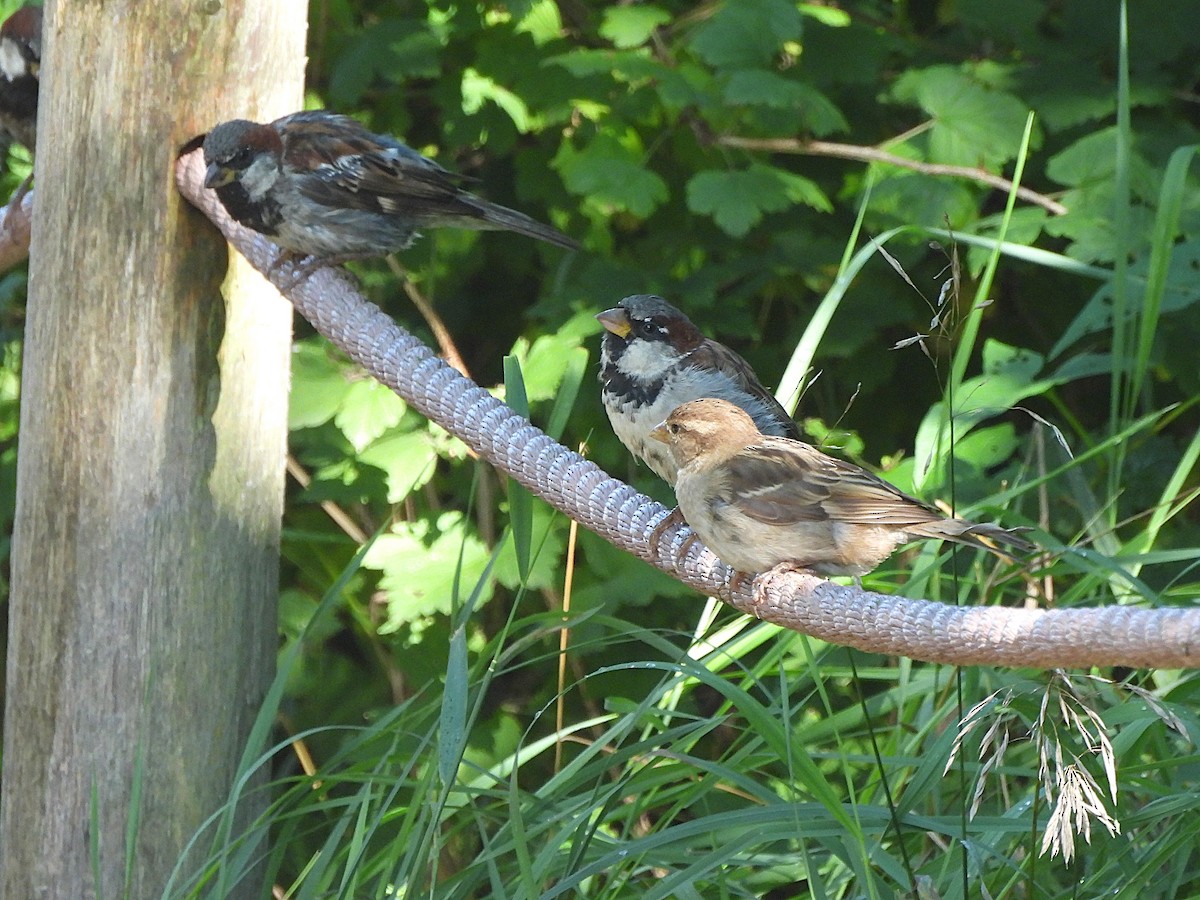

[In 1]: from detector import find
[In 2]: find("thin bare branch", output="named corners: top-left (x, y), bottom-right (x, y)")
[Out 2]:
top-left (383, 256), bottom-right (472, 379)
top-left (717, 134), bottom-right (1068, 216)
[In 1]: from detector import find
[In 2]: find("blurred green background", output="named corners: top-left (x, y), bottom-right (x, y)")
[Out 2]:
top-left (5, 0), bottom-right (1200, 896)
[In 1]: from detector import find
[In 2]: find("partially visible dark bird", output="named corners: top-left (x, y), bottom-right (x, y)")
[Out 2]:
top-left (597, 294), bottom-right (799, 485)
top-left (0, 3), bottom-right (40, 153)
top-left (652, 398), bottom-right (1034, 578)
top-left (200, 110), bottom-right (578, 276)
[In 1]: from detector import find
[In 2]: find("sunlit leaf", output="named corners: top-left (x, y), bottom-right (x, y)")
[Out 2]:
top-left (364, 513), bottom-right (492, 629)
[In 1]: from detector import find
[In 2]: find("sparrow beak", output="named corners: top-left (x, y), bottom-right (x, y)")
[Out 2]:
top-left (650, 421), bottom-right (670, 444)
top-left (595, 307), bottom-right (632, 338)
top-left (204, 163), bottom-right (236, 190)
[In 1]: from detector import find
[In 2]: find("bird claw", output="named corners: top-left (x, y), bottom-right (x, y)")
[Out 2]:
top-left (749, 562), bottom-right (816, 618)
top-left (268, 251), bottom-right (323, 290)
top-left (647, 507), bottom-right (695, 566)
top-left (271, 252), bottom-right (368, 292)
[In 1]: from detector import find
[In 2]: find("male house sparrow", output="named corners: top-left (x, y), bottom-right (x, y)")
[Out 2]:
top-left (0, 3), bottom-right (40, 153)
top-left (597, 294), bottom-right (799, 485)
top-left (201, 110), bottom-right (579, 274)
top-left (652, 398), bottom-right (1033, 578)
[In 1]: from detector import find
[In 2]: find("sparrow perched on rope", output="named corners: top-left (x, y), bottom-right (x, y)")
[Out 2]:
top-left (201, 110), bottom-right (578, 277)
top-left (597, 294), bottom-right (798, 485)
top-left (652, 398), bottom-right (1033, 578)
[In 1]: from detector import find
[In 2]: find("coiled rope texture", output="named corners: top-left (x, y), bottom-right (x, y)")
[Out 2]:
top-left (173, 151), bottom-right (1200, 669)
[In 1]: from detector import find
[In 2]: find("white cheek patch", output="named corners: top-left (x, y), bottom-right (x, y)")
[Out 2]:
top-left (0, 39), bottom-right (26, 81)
top-left (240, 156), bottom-right (281, 201)
top-left (617, 340), bottom-right (680, 381)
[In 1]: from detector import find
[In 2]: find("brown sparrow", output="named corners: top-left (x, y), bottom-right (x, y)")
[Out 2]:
top-left (651, 398), bottom-right (1033, 578)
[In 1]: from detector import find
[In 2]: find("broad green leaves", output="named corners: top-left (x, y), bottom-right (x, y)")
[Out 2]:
top-left (722, 71), bottom-right (848, 135)
top-left (555, 132), bottom-right (668, 218)
top-left (689, 0), bottom-right (802, 70)
top-left (599, 5), bottom-right (671, 49)
top-left (891, 65), bottom-right (1036, 169)
top-left (687, 164), bottom-right (830, 237)
top-left (237, 3), bottom-right (1200, 896)
top-left (363, 513), bottom-right (491, 628)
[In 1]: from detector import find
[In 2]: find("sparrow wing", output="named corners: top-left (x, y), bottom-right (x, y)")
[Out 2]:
top-left (690, 340), bottom-right (801, 439)
top-left (276, 111), bottom-right (579, 249)
top-left (726, 440), bottom-right (944, 527)
top-left (277, 112), bottom-right (473, 216)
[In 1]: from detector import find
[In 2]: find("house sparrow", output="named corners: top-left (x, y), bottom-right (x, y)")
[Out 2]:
top-left (651, 398), bottom-right (1034, 578)
top-left (0, 3), bottom-right (40, 153)
top-left (201, 110), bottom-right (579, 275)
top-left (597, 294), bottom-right (799, 485)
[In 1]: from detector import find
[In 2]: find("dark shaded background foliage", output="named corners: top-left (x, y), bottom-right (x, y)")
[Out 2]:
top-left (237, 0), bottom-right (1200, 752)
top-left (2, 0), bottom-right (1200, 868)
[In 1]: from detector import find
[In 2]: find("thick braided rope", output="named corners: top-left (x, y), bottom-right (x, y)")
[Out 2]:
top-left (163, 151), bottom-right (1193, 667)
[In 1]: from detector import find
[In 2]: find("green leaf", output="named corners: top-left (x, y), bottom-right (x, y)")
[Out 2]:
top-left (799, 3), bottom-right (851, 27)
top-left (690, 0), bottom-right (802, 70)
top-left (966, 207), bottom-right (1048, 276)
top-left (891, 65), bottom-right (1034, 169)
top-left (951, 422), bottom-right (1019, 471)
top-left (513, 0), bottom-right (563, 47)
top-left (289, 341), bottom-right (350, 430)
top-left (328, 19), bottom-right (441, 105)
top-left (803, 418), bottom-right (866, 460)
top-left (462, 68), bottom-right (539, 133)
top-left (722, 71), bottom-right (848, 135)
top-left (544, 347), bottom-right (589, 442)
top-left (515, 332), bottom-right (587, 402)
top-left (554, 133), bottom-right (668, 218)
top-left (363, 513), bottom-right (491, 629)
top-left (494, 500), bottom-right (566, 591)
top-left (687, 164), bottom-right (830, 237)
top-left (357, 428), bottom-right (439, 502)
top-left (438, 620), bottom-right (468, 788)
top-left (1046, 127), bottom-right (1158, 199)
top-left (868, 172), bottom-right (979, 229)
top-left (546, 48), bottom-right (663, 81)
top-left (600, 6), bottom-right (671, 49)
top-left (333, 380), bottom-right (407, 452)
top-left (653, 61), bottom-right (716, 112)
top-left (912, 341), bottom-right (1062, 487)
top-left (1050, 240), bottom-right (1200, 358)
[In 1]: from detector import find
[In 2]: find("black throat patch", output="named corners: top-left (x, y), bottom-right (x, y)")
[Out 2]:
top-left (214, 181), bottom-right (283, 237)
top-left (599, 334), bottom-right (670, 407)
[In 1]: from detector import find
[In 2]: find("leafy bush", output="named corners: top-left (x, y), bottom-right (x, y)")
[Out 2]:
top-left (13, 0), bottom-right (1200, 896)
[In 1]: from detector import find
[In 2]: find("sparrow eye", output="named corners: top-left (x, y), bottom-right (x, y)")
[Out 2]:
top-left (227, 147), bottom-right (254, 169)
top-left (635, 320), bottom-right (662, 339)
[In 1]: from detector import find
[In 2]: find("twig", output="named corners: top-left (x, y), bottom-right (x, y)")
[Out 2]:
top-left (383, 256), bottom-right (472, 378)
top-left (717, 134), bottom-right (1068, 216)
top-left (285, 455), bottom-right (370, 544)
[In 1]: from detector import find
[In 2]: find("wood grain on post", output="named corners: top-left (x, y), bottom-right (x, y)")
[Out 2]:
top-left (0, 3), bottom-right (304, 898)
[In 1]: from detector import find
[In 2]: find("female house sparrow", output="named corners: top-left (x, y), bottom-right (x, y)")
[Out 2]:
top-left (652, 398), bottom-right (1033, 578)
top-left (0, 3), bottom-right (40, 153)
top-left (597, 294), bottom-right (799, 485)
top-left (201, 110), bottom-right (579, 274)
